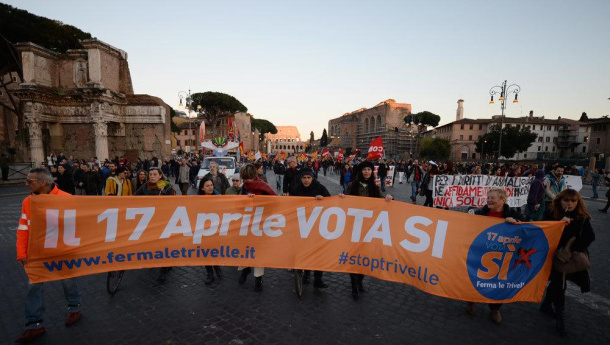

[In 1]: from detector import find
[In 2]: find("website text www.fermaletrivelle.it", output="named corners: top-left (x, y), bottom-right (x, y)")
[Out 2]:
top-left (42, 245), bottom-right (255, 272)
top-left (337, 252), bottom-right (440, 286)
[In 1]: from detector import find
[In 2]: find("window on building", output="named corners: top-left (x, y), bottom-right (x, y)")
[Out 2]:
top-left (461, 152), bottom-right (468, 160)
top-left (547, 125), bottom-right (552, 130)
top-left (553, 137), bottom-right (557, 143)
top-left (468, 135), bottom-right (472, 140)
top-left (479, 124), bottom-right (483, 130)
top-left (597, 138), bottom-right (601, 144)
top-left (538, 137), bottom-right (543, 142)
top-left (584, 136), bottom-right (589, 142)
top-left (532, 125), bottom-right (536, 130)
top-left (516, 124), bottom-right (521, 130)
top-left (546, 137), bottom-right (550, 142)
top-left (582, 146), bottom-right (586, 153)
top-left (365, 118), bottom-right (369, 132)
top-left (545, 146), bottom-right (548, 152)
top-left (177, 140), bottom-right (181, 146)
top-left (469, 124), bottom-right (473, 130)
top-left (472, 152), bottom-right (476, 159)
top-left (538, 146), bottom-right (541, 152)
top-left (524, 154), bottom-right (527, 158)
top-left (460, 135), bottom-right (463, 140)
top-left (460, 124), bottom-right (464, 130)
top-left (553, 146), bottom-right (556, 152)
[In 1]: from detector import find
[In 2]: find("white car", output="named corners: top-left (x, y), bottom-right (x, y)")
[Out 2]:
top-left (196, 156), bottom-right (237, 182)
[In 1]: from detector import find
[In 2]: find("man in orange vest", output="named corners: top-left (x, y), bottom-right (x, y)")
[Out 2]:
top-left (15, 168), bottom-right (83, 343)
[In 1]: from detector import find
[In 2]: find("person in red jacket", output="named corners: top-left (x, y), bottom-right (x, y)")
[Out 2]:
top-left (15, 168), bottom-right (83, 343)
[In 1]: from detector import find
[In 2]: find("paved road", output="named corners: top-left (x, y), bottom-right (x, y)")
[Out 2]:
top-left (1, 173), bottom-right (609, 344)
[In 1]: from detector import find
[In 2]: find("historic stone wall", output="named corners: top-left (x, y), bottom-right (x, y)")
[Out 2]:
top-left (59, 123), bottom-right (96, 158)
top-left (100, 50), bottom-right (120, 93)
top-left (58, 59), bottom-right (76, 89)
top-left (31, 54), bottom-right (57, 87)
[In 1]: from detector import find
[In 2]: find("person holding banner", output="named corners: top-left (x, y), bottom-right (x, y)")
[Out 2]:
top-left (341, 160), bottom-right (393, 300)
top-left (541, 189), bottom-right (595, 336)
top-left (15, 168), bottom-right (83, 343)
top-left (134, 167), bottom-right (177, 282)
top-left (466, 188), bottom-right (522, 324)
top-left (197, 176), bottom-right (224, 285)
top-left (290, 168), bottom-right (331, 289)
top-left (238, 163), bottom-right (277, 292)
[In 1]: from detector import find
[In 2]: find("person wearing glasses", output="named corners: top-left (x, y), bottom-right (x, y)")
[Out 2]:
top-left (225, 174), bottom-right (243, 195)
top-left (15, 168), bottom-right (83, 343)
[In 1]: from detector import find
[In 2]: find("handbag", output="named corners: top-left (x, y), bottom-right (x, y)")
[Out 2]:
top-left (553, 235), bottom-right (591, 274)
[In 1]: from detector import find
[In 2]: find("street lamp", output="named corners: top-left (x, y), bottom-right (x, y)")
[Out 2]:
top-left (489, 80), bottom-right (521, 160)
top-left (178, 89), bottom-right (198, 155)
top-left (408, 114), bottom-right (422, 159)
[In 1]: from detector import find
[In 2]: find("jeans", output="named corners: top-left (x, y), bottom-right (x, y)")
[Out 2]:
top-left (410, 181), bottom-right (420, 201)
top-left (379, 176), bottom-right (386, 192)
top-left (343, 182), bottom-right (349, 194)
top-left (276, 174), bottom-right (283, 190)
top-left (592, 184), bottom-right (599, 198)
top-left (25, 279), bottom-right (81, 329)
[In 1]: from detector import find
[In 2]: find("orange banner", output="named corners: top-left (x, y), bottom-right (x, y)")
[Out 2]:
top-left (27, 195), bottom-right (564, 303)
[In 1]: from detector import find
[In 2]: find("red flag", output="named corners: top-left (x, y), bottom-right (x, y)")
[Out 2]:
top-left (337, 149), bottom-right (344, 162)
top-left (228, 117), bottom-right (235, 141)
top-left (322, 148), bottom-right (330, 158)
top-left (239, 142), bottom-right (244, 156)
top-left (347, 153), bottom-right (357, 161)
top-left (366, 136), bottom-right (384, 161)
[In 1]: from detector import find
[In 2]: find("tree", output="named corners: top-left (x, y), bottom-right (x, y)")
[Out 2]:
top-left (169, 108), bottom-right (182, 134)
top-left (251, 118), bottom-right (277, 136)
top-left (404, 111), bottom-right (441, 128)
top-left (475, 124), bottom-right (537, 159)
top-left (418, 137), bottom-right (450, 160)
top-left (190, 92), bottom-right (247, 138)
top-left (579, 112), bottom-right (589, 122)
top-left (320, 129), bottom-right (328, 147)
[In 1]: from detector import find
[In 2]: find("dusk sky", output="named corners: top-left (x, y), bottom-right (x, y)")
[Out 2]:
top-left (6, 0), bottom-right (610, 139)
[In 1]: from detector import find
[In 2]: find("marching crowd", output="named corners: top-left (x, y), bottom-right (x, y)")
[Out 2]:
top-left (13, 151), bottom-right (603, 342)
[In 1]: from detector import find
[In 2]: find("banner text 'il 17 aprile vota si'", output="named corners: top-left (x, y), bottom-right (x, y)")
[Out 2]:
top-left (27, 195), bottom-right (564, 303)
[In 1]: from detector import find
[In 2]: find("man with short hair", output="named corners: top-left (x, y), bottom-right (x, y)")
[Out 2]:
top-left (282, 156), bottom-right (300, 196)
top-left (408, 159), bottom-right (424, 204)
top-left (543, 166), bottom-right (567, 209)
top-left (175, 158), bottom-right (191, 195)
top-left (15, 168), bottom-right (82, 343)
top-left (72, 161), bottom-right (86, 195)
top-left (203, 161), bottom-right (230, 195)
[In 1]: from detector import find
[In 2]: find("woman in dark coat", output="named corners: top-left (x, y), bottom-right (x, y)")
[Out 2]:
top-left (541, 189), bottom-right (595, 336)
top-left (197, 176), bottom-right (223, 285)
top-left (134, 167), bottom-right (176, 282)
top-left (290, 168), bottom-right (331, 289)
top-left (340, 160), bottom-right (393, 300)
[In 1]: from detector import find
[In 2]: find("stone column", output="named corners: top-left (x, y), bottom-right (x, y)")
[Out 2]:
top-left (28, 120), bottom-right (44, 166)
top-left (93, 121), bottom-right (109, 161)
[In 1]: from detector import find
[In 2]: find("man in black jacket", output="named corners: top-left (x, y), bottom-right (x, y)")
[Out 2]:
top-left (377, 159), bottom-right (388, 192)
top-left (282, 156), bottom-right (300, 195)
top-left (81, 164), bottom-right (102, 195)
top-left (290, 168), bottom-right (331, 289)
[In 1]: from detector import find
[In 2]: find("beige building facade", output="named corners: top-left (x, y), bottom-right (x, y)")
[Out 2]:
top-left (327, 99), bottom-right (412, 158)
top-left (1, 39), bottom-right (171, 165)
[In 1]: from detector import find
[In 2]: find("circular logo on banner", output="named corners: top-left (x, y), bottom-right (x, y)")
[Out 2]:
top-left (467, 223), bottom-right (549, 300)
